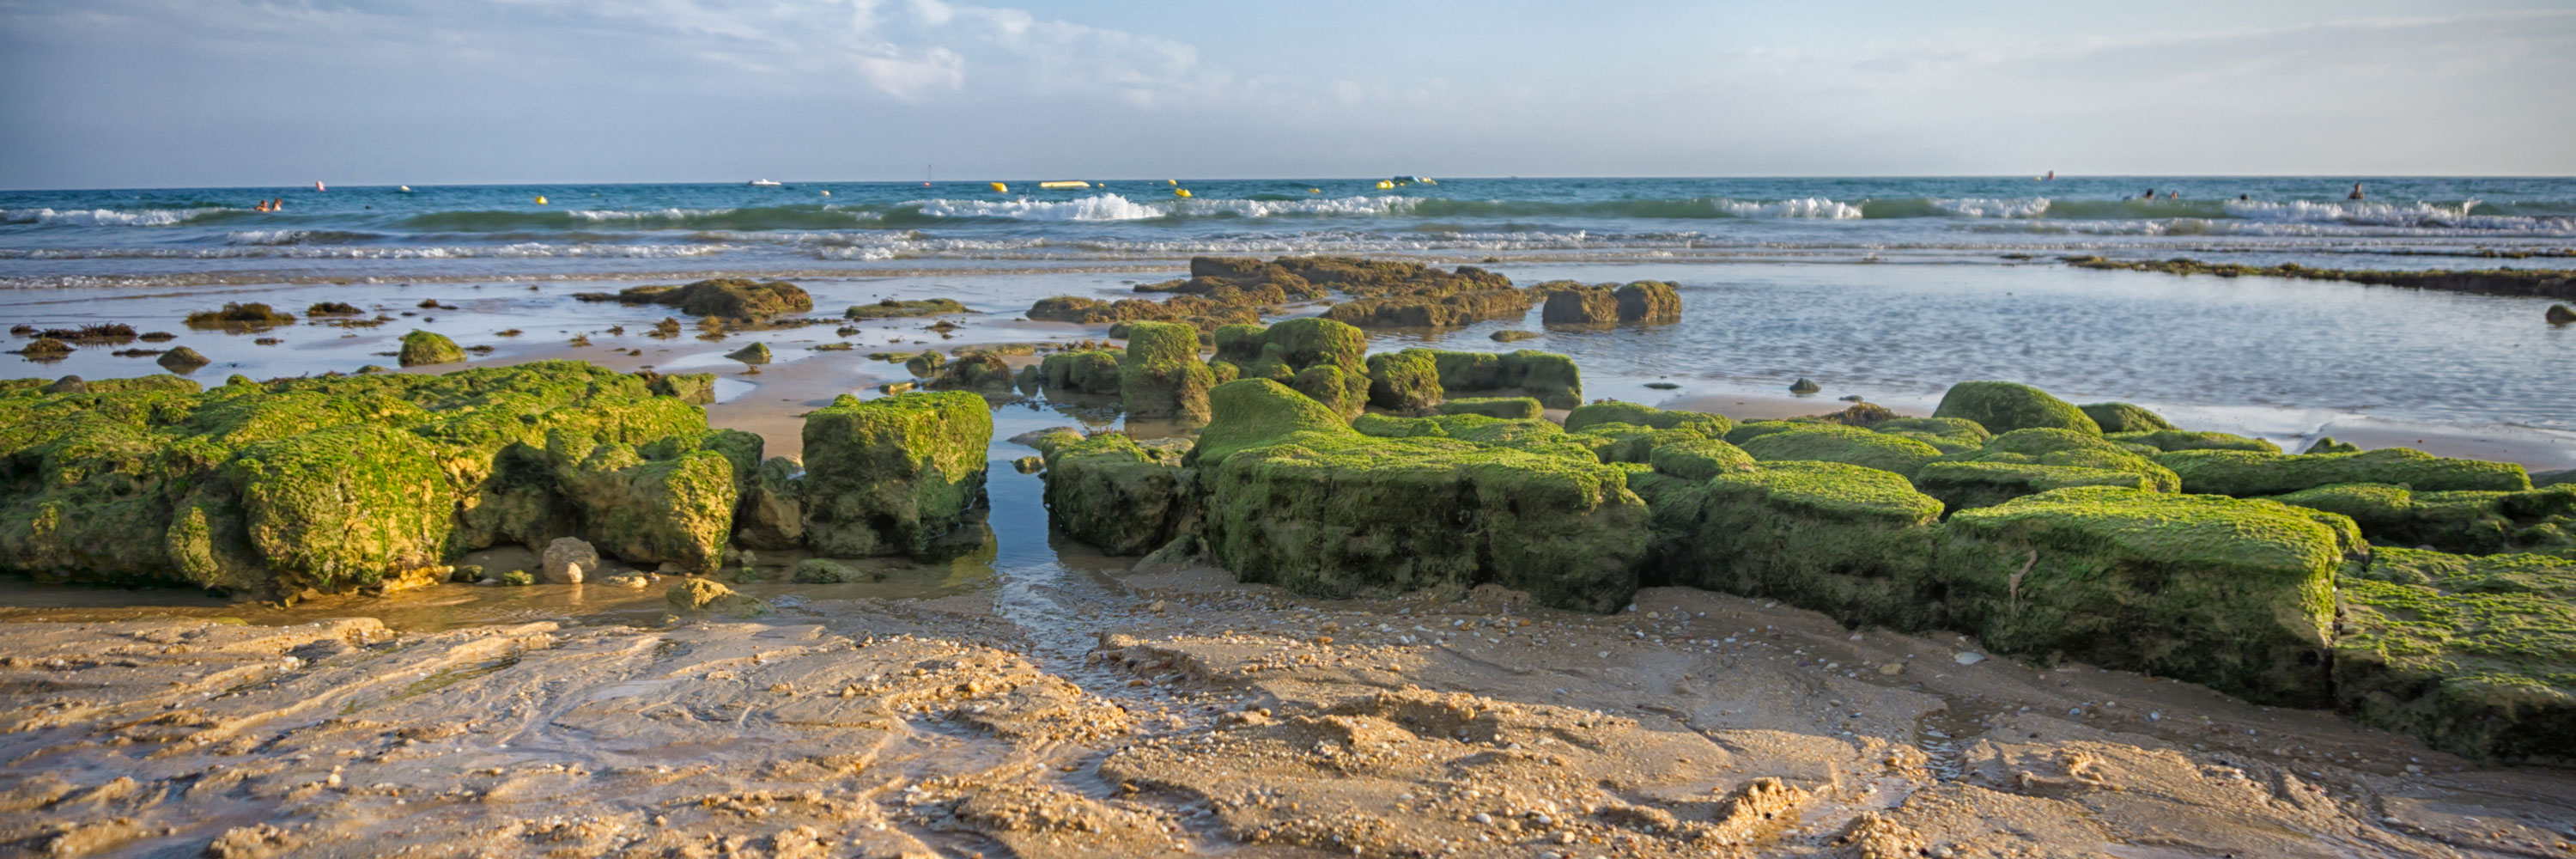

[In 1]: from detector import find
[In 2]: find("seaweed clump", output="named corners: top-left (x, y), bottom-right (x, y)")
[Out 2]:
top-left (185, 303), bottom-right (296, 329)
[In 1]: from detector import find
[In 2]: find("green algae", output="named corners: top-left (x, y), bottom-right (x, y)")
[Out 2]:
top-left (1422, 349), bottom-right (1583, 409)
top-left (2078, 402), bottom-right (2173, 433)
top-left (1649, 460), bottom-right (1946, 631)
top-left (846, 298), bottom-right (969, 320)
top-left (1035, 432), bottom-right (1196, 556)
top-left (2265, 483), bottom-right (2576, 556)
top-left (1363, 349), bottom-right (1443, 411)
top-left (1120, 321), bottom-right (1216, 422)
top-left (2157, 447), bottom-right (2531, 497)
top-left (799, 391), bottom-right (992, 558)
top-left (1037, 349), bottom-right (1125, 395)
top-left (1564, 401), bottom-right (1732, 436)
top-left (1438, 396), bottom-right (1543, 419)
top-left (1937, 487), bottom-right (2345, 706)
top-left (2106, 430), bottom-right (2281, 454)
top-left (2333, 576), bottom-right (2576, 764)
top-left (398, 331), bottom-right (465, 367)
top-left (1933, 381), bottom-right (2101, 436)
top-left (1735, 423), bottom-right (1943, 479)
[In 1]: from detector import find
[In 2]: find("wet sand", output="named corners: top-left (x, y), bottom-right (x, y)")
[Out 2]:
top-left (4, 263), bottom-right (2576, 856)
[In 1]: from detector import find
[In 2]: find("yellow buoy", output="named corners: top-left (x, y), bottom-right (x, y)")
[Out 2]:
top-left (1375, 180), bottom-right (1394, 190)
top-left (1174, 189), bottom-right (1193, 198)
top-left (1309, 188), bottom-right (1321, 193)
top-left (1038, 180), bottom-right (1090, 190)
top-left (533, 195), bottom-right (548, 205)
top-left (820, 190), bottom-right (831, 196)
top-left (989, 182), bottom-right (1009, 193)
top-left (1166, 180), bottom-right (1177, 186)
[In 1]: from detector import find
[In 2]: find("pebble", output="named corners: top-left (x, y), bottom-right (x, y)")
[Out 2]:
top-left (1953, 652), bottom-right (1986, 666)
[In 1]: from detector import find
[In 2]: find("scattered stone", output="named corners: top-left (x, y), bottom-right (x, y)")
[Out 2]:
top-left (1788, 377), bottom-right (1820, 394)
top-left (397, 330), bottom-right (464, 367)
top-left (540, 537), bottom-right (597, 585)
top-left (2550, 303), bottom-right (2576, 325)
top-left (1490, 330), bottom-right (1540, 342)
top-left (725, 342), bottom-right (772, 364)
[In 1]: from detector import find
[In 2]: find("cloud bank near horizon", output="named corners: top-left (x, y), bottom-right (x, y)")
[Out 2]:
top-left (1, 0), bottom-right (2570, 188)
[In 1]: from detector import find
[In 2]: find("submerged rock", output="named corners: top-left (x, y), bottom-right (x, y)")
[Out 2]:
top-left (1787, 378), bottom-right (1820, 394)
top-left (846, 298), bottom-right (969, 320)
top-left (609, 278), bottom-right (811, 320)
top-left (155, 346), bottom-right (210, 373)
top-left (397, 330), bottom-right (464, 367)
top-left (1489, 330), bottom-right (1540, 342)
top-left (724, 342), bottom-right (771, 364)
top-left (2550, 303), bottom-right (2576, 324)
top-left (184, 302), bottom-right (295, 329)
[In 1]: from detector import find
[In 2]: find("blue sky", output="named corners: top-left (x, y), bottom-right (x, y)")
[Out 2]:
top-left (3, 0), bottom-right (2571, 188)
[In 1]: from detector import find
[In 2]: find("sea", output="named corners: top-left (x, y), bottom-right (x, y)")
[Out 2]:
top-left (3, 176), bottom-right (2573, 289)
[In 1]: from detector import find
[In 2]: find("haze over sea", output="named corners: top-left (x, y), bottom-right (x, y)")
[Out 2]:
top-left (5, 176), bottom-right (2573, 289)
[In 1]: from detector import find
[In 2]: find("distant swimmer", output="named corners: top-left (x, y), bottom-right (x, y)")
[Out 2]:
top-left (253, 200), bottom-right (270, 212)
top-left (2044, 170), bottom-right (2056, 181)
top-left (270, 198), bottom-right (284, 211)
top-left (2142, 189), bottom-right (2156, 199)
top-left (2167, 191), bottom-right (2179, 200)
top-left (2348, 182), bottom-right (2366, 200)
top-left (2239, 194), bottom-right (2250, 201)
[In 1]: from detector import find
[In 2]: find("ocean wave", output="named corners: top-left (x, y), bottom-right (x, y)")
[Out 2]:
top-left (401, 206), bottom-right (883, 232)
top-left (0, 242), bottom-right (725, 260)
top-left (1, 206), bottom-right (233, 227)
top-left (225, 229), bottom-right (385, 246)
top-left (908, 193), bottom-right (1168, 222)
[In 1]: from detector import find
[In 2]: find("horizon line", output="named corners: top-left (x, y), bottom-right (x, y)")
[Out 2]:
top-left (8, 174), bottom-right (2573, 193)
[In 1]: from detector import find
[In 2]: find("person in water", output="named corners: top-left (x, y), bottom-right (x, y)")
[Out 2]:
top-left (2167, 191), bottom-right (2179, 200)
top-left (2142, 189), bottom-right (2156, 199)
top-left (2349, 182), bottom-right (2366, 200)
top-left (252, 201), bottom-right (270, 212)
top-left (2239, 194), bottom-right (2251, 201)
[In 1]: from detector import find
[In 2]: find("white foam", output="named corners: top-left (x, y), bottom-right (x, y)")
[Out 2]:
top-left (1934, 198), bottom-right (2051, 218)
top-left (911, 193), bottom-right (1167, 221)
top-left (1718, 198), bottom-right (1862, 219)
top-left (1, 207), bottom-right (223, 227)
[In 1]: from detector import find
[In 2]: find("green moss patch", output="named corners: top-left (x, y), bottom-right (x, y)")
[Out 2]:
top-left (1735, 423), bottom-right (1943, 479)
top-left (1933, 381), bottom-right (2100, 436)
top-left (2157, 447), bottom-right (2530, 497)
top-left (798, 391), bottom-right (992, 558)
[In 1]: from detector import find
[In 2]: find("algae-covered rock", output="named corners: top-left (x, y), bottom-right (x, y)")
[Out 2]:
top-left (1937, 487), bottom-right (2346, 706)
top-left (1364, 350), bottom-right (1443, 411)
top-left (1735, 423), bottom-right (1942, 479)
top-left (1925, 428), bottom-right (2182, 508)
top-left (1119, 321), bottom-right (1216, 422)
top-left (666, 577), bottom-right (769, 614)
top-left (555, 442), bottom-right (741, 575)
top-left (1650, 461), bottom-right (1946, 631)
top-left (2263, 482), bottom-right (2575, 556)
top-left (184, 302), bottom-right (295, 329)
top-left (1573, 423), bottom-right (1718, 465)
top-left (1613, 281), bottom-right (1681, 323)
top-left (1424, 349), bottom-right (1582, 409)
top-left (904, 350), bottom-right (946, 378)
top-left (1037, 349), bottom-right (1125, 395)
top-left (2303, 437), bottom-right (2361, 454)
top-left (2333, 574), bottom-right (2576, 763)
top-left (1564, 401), bottom-right (1732, 436)
top-left (1205, 319), bottom-right (1370, 414)
top-left (724, 342), bottom-right (772, 364)
top-left (927, 352), bottom-right (1016, 393)
top-left (1438, 397), bottom-right (1542, 420)
top-left (1036, 432), bottom-right (1195, 556)
top-left (1540, 285), bottom-right (1619, 325)
top-left (1321, 289), bottom-right (1533, 328)
top-left (846, 298), bottom-right (969, 320)
top-left (84, 375), bottom-right (199, 394)
top-left (614, 278), bottom-right (811, 320)
top-left (2355, 545), bottom-right (2576, 596)
top-left (398, 330), bottom-right (465, 367)
top-left (799, 392), bottom-right (992, 557)
top-left (1873, 417), bottom-right (1990, 445)
top-left (224, 423), bottom-right (459, 591)
top-left (2078, 402), bottom-right (2174, 433)
top-left (155, 346), bottom-right (210, 374)
top-left (643, 371), bottom-right (717, 405)
top-left (792, 557), bottom-right (877, 583)
top-left (1643, 437), bottom-right (1757, 482)
top-left (2549, 303), bottom-right (2576, 325)
top-left (1933, 381), bottom-right (2100, 436)
top-left (732, 456), bottom-right (805, 550)
top-left (1194, 379), bottom-right (1648, 612)
top-left (2108, 430), bottom-right (2281, 454)
top-left (2155, 447), bottom-right (2530, 497)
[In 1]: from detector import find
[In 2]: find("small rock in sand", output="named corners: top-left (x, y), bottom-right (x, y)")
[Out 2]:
top-left (541, 537), bottom-right (597, 584)
top-left (1953, 652), bottom-right (1986, 666)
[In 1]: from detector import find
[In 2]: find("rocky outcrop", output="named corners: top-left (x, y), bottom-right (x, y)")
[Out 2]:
top-left (1932, 381), bottom-right (2100, 435)
top-left (798, 391), bottom-right (993, 557)
top-left (593, 278), bottom-right (812, 320)
top-left (397, 331), bottom-right (464, 367)
top-left (1120, 322), bottom-right (1216, 422)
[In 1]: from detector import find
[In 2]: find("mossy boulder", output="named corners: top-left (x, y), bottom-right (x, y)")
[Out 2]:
top-left (1564, 401), bottom-right (1732, 436)
top-left (2355, 545), bottom-right (2576, 597)
top-left (1613, 281), bottom-right (1682, 323)
top-left (2263, 483), bottom-right (2575, 556)
top-left (1645, 438), bottom-right (1758, 482)
top-left (2079, 402), bottom-right (2174, 433)
top-left (1321, 289), bottom-right (1533, 328)
top-left (1735, 423), bottom-right (1943, 479)
top-left (0, 361), bottom-right (737, 597)
top-left (732, 455), bottom-right (805, 550)
top-left (904, 350), bottom-right (946, 378)
top-left (1037, 349), bottom-right (1125, 394)
top-left (927, 352), bottom-right (1016, 392)
top-left (643, 371), bottom-right (717, 405)
top-left (2304, 437), bottom-right (2362, 454)
top-left (1438, 397), bottom-right (1543, 420)
top-left (797, 392), bottom-right (993, 557)
top-left (1364, 350), bottom-right (1443, 411)
top-left (2333, 574), bottom-right (2576, 764)
top-left (1646, 461), bottom-right (1946, 631)
top-left (1936, 487), bottom-right (2348, 706)
top-left (1874, 417), bottom-right (1990, 445)
top-left (1035, 432), bottom-right (1196, 556)
top-left (1722, 420), bottom-right (1826, 445)
top-left (1573, 423), bottom-right (1721, 465)
top-left (1205, 319), bottom-right (1370, 414)
top-left (846, 298), bottom-right (969, 320)
top-left (398, 331), bottom-right (465, 367)
top-left (1919, 428), bottom-right (2182, 509)
top-left (555, 443), bottom-right (740, 575)
top-left (1194, 379), bottom-right (1648, 612)
top-left (1424, 350), bottom-right (1581, 409)
top-left (2155, 447), bottom-right (2530, 497)
top-left (2107, 430), bottom-right (2281, 454)
top-left (1120, 321), bottom-right (1217, 422)
top-left (1540, 285), bottom-right (1619, 325)
top-left (1933, 381), bottom-right (2100, 436)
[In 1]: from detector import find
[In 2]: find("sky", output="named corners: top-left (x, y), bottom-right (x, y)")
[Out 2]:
top-left (2, 0), bottom-right (2572, 189)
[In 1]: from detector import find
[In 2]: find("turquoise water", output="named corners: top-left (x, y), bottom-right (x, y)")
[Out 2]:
top-left (4, 176), bottom-right (2571, 288)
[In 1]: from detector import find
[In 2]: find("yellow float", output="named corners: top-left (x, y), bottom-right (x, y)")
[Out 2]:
top-left (1174, 189), bottom-right (1193, 198)
top-left (989, 182), bottom-right (1009, 193)
top-left (1038, 180), bottom-right (1090, 190)
top-left (533, 195), bottom-right (548, 205)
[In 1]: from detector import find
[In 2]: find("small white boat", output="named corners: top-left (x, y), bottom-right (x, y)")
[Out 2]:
top-left (398, 186), bottom-right (413, 193)
top-left (747, 180), bottom-right (782, 187)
